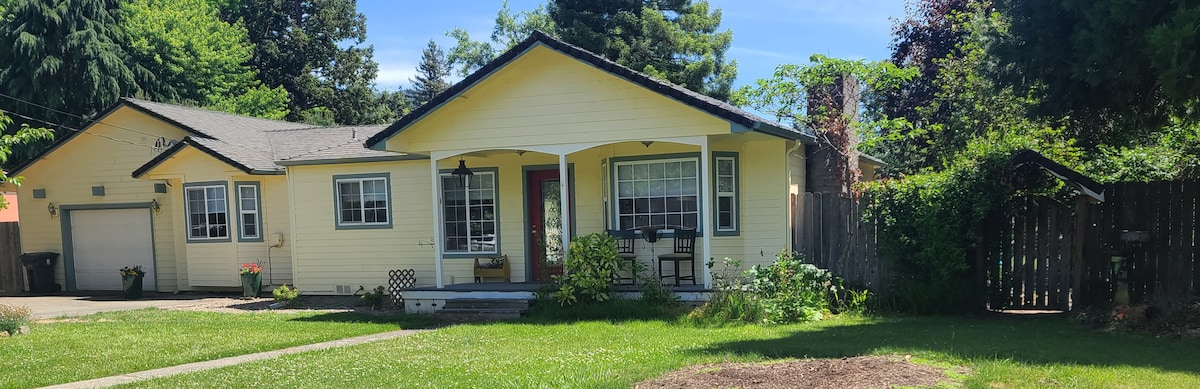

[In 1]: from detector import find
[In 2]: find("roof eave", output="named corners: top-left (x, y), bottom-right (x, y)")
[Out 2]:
top-left (276, 154), bottom-right (430, 167)
top-left (131, 138), bottom-right (267, 179)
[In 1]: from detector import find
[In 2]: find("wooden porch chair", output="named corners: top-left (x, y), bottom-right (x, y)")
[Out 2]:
top-left (608, 229), bottom-right (638, 285)
top-left (658, 228), bottom-right (697, 285)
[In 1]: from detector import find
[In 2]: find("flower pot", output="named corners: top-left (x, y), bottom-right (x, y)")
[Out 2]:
top-left (122, 275), bottom-right (144, 300)
top-left (241, 273), bottom-right (262, 298)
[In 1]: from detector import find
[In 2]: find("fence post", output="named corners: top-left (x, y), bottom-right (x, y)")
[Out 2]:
top-left (1070, 195), bottom-right (1089, 310)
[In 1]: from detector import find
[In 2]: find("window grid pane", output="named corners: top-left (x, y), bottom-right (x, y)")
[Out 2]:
top-left (442, 172), bottom-right (497, 254)
top-left (238, 185), bottom-right (260, 239)
top-left (337, 177), bottom-right (389, 225)
top-left (186, 185), bottom-right (228, 239)
top-left (615, 158), bottom-right (699, 231)
top-left (716, 157), bottom-right (736, 231)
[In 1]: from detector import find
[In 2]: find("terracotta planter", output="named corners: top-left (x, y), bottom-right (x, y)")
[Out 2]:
top-left (122, 275), bottom-right (144, 300)
top-left (241, 273), bottom-right (262, 297)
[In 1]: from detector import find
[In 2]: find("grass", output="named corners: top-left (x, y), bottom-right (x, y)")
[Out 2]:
top-left (119, 304), bottom-right (1200, 389)
top-left (0, 309), bottom-right (433, 389)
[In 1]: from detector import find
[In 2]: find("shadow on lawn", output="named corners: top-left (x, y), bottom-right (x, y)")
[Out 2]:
top-left (289, 311), bottom-right (439, 328)
top-left (697, 315), bottom-right (1200, 376)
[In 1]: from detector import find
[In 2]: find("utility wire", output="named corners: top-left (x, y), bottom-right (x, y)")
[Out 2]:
top-left (0, 93), bottom-right (170, 140)
top-left (0, 109), bottom-right (152, 148)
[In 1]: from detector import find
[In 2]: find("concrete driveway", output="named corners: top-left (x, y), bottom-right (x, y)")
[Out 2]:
top-left (0, 294), bottom-right (220, 319)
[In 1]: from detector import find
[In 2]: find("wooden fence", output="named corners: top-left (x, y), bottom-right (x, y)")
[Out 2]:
top-left (794, 180), bottom-right (1198, 311)
top-left (1079, 180), bottom-right (1199, 306)
top-left (0, 222), bottom-right (23, 295)
top-left (793, 192), bottom-right (889, 294)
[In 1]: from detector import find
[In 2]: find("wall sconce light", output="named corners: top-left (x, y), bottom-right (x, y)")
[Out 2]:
top-left (641, 141), bottom-right (654, 148)
top-left (47, 202), bottom-right (57, 218)
top-left (150, 199), bottom-right (162, 215)
top-left (452, 158), bottom-right (474, 188)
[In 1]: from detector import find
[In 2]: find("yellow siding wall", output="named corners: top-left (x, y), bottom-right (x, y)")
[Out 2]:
top-left (16, 107), bottom-right (188, 291)
top-left (387, 45), bottom-right (731, 153)
top-left (142, 147), bottom-right (293, 288)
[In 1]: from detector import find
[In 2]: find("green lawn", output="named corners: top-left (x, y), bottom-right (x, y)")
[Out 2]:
top-left (0, 309), bottom-right (432, 389)
top-left (119, 311), bottom-right (1200, 389)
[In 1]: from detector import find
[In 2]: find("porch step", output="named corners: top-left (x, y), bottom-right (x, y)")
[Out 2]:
top-left (441, 299), bottom-right (530, 310)
top-left (435, 299), bottom-right (530, 323)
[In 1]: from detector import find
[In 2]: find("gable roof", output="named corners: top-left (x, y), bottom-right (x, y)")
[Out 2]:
top-left (365, 31), bottom-right (816, 148)
top-left (1011, 149), bottom-right (1105, 201)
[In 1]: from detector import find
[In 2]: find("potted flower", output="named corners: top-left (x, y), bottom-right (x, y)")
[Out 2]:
top-left (119, 266), bottom-right (145, 300)
top-left (239, 263), bottom-right (263, 298)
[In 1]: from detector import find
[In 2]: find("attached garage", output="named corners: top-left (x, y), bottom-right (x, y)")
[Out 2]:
top-left (65, 207), bottom-right (156, 291)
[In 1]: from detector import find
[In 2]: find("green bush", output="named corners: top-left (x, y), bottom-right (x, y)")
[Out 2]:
top-left (690, 252), bottom-right (862, 325)
top-left (272, 284), bottom-right (301, 307)
top-left (360, 286), bottom-right (386, 309)
top-left (552, 232), bottom-right (620, 306)
top-left (862, 129), bottom-right (1082, 313)
top-left (0, 303), bottom-right (31, 335)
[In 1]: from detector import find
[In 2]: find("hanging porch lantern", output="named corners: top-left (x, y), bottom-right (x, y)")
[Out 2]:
top-left (452, 158), bottom-right (474, 188)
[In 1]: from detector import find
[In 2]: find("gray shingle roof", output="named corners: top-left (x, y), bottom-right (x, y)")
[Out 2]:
top-left (125, 100), bottom-right (409, 177)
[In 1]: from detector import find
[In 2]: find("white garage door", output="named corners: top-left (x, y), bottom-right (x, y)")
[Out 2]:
top-left (71, 208), bottom-right (155, 291)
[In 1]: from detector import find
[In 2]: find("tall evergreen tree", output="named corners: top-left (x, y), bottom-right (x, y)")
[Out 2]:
top-left (549, 0), bottom-right (737, 101)
top-left (406, 40), bottom-right (452, 107)
top-left (0, 0), bottom-right (143, 166)
top-left (220, 0), bottom-right (382, 125)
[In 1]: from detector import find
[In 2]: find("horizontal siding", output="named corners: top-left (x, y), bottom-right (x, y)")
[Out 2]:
top-left (739, 140), bottom-right (789, 269)
top-left (16, 107), bottom-right (188, 291)
top-left (392, 45), bottom-right (730, 153)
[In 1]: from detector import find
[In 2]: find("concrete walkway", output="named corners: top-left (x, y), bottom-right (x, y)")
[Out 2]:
top-left (0, 295), bottom-right (216, 319)
top-left (41, 328), bottom-right (427, 389)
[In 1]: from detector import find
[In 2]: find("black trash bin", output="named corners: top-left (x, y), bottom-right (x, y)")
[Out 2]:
top-left (20, 252), bottom-right (61, 294)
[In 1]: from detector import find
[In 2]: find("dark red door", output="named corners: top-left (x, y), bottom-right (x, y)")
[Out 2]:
top-left (528, 169), bottom-right (563, 282)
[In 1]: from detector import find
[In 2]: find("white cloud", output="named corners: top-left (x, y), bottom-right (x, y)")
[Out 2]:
top-left (375, 63), bottom-right (417, 90)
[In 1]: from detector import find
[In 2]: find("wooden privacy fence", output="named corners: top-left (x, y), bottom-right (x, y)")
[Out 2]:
top-left (0, 222), bottom-right (23, 295)
top-left (1079, 180), bottom-right (1199, 306)
top-left (793, 192), bottom-right (889, 294)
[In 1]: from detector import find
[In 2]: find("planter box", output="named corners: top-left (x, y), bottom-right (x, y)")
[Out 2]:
top-left (474, 256), bottom-right (510, 283)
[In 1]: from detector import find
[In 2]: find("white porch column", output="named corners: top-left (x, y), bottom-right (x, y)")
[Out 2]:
top-left (700, 139), bottom-right (713, 288)
top-left (559, 154), bottom-right (572, 264)
top-left (430, 158), bottom-right (445, 288)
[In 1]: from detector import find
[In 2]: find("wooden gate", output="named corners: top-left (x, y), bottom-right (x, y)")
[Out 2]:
top-left (985, 197), bottom-right (1074, 310)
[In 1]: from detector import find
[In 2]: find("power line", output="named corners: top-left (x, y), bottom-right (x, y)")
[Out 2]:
top-left (1, 109), bottom-right (153, 148)
top-left (0, 93), bottom-right (169, 140)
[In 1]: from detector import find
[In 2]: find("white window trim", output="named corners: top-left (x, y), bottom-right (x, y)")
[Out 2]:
top-left (612, 156), bottom-right (701, 232)
top-left (335, 176), bottom-right (390, 227)
top-left (236, 183), bottom-right (261, 240)
top-left (440, 170), bottom-right (498, 255)
top-left (184, 184), bottom-right (229, 241)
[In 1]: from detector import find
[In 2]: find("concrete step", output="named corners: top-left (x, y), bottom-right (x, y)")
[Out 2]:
top-left (435, 308), bottom-right (523, 322)
top-left (441, 299), bottom-right (530, 310)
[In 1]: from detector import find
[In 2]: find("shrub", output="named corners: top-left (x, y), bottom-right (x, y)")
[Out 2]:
top-left (0, 304), bottom-right (32, 335)
top-left (630, 259), bottom-right (679, 307)
top-left (690, 252), bottom-right (863, 325)
top-left (273, 284), bottom-right (300, 307)
top-left (361, 286), bottom-right (386, 309)
top-left (688, 257), bottom-right (763, 324)
top-left (552, 233), bottom-right (620, 306)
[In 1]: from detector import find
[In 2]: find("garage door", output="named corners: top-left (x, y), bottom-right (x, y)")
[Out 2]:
top-left (71, 208), bottom-right (155, 291)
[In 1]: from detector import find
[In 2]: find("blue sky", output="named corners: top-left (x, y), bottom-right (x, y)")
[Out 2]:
top-left (357, 0), bottom-right (907, 91)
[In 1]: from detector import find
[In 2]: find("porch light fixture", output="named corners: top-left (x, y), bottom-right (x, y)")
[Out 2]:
top-left (150, 199), bottom-right (162, 215)
top-left (452, 158), bottom-right (474, 188)
top-left (47, 202), bottom-right (57, 218)
top-left (641, 141), bottom-right (654, 148)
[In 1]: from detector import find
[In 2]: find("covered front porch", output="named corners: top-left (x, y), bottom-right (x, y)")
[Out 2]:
top-left (423, 135), bottom-right (744, 294)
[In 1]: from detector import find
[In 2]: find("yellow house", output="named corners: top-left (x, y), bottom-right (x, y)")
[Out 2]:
top-left (8, 32), bottom-right (879, 298)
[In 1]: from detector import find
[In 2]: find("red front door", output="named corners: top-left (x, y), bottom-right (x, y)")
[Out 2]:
top-left (528, 169), bottom-right (564, 282)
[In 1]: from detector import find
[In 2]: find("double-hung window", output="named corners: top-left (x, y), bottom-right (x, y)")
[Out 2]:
top-left (441, 171), bottom-right (497, 254)
top-left (714, 154), bottom-right (738, 233)
top-left (614, 158), bottom-right (699, 231)
top-left (236, 183), bottom-right (262, 241)
top-left (185, 183), bottom-right (229, 241)
top-left (335, 174), bottom-right (390, 228)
